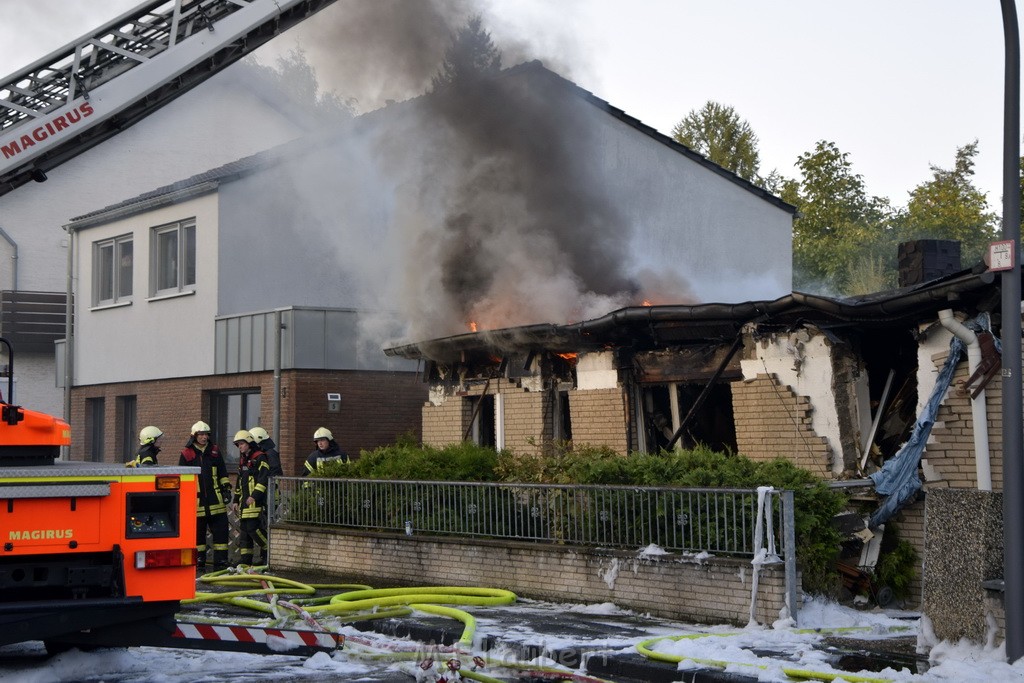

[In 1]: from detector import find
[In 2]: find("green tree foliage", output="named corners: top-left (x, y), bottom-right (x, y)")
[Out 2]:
top-left (671, 101), bottom-right (761, 182)
top-left (247, 48), bottom-right (353, 121)
top-left (894, 141), bottom-right (998, 266)
top-left (430, 15), bottom-right (502, 90)
top-left (781, 141), bottom-right (894, 294)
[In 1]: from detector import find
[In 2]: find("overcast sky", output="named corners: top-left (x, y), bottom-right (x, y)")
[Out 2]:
top-left (1, 0), bottom-right (1019, 210)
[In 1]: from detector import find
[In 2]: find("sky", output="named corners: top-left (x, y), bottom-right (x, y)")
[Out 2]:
top-left (0, 0), bottom-right (1020, 214)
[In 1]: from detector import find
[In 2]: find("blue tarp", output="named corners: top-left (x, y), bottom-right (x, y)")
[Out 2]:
top-left (868, 336), bottom-right (966, 528)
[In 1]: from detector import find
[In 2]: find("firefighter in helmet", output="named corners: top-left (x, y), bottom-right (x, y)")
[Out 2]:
top-left (231, 430), bottom-right (269, 565)
top-left (248, 426), bottom-right (283, 478)
top-left (179, 421), bottom-right (231, 569)
top-left (128, 426), bottom-right (163, 467)
top-left (303, 427), bottom-right (348, 476)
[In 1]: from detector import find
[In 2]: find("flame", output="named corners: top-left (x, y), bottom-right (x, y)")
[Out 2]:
top-left (468, 321), bottom-right (478, 333)
top-left (642, 300), bottom-right (652, 307)
top-left (555, 352), bottom-right (577, 361)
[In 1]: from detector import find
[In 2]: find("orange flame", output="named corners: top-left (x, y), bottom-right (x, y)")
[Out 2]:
top-left (468, 321), bottom-right (478, 332)
top-left (555, 352), bottom-right (578, 361)
top-left (642, 300), bottom-right (652, 307)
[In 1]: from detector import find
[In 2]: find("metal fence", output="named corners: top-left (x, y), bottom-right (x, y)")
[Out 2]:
top-left (270, 477), bottom-right (794, 559)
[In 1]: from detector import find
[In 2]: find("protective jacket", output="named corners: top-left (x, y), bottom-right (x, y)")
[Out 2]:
top-left (130, 443), bottom-right (160, 467)
top-left (303, 440), bottom-right (348, 476)
top-left (259, 437), bottom-right (284, 477)
top-left (179, 440), bottom-right (231, 516)
top-left (234, 448), bottom-right (270, 521)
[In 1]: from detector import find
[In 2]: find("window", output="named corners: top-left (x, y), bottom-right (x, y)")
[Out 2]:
top-left (212, 390), bottom-right (261, 467)
top-left (85, 397), bottom-right (104, 463)
top-left (151, 219), bottom-right (196, 296)
top-left (92, 235), bottom-right (133, 305)
top-left (118, 395), bottom-right (137, 464)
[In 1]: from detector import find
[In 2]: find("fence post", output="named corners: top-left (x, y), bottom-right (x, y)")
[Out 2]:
top-left (266, 475), bottom-right (277, 566)
top-left (783, 489), bottom-right (799, 626)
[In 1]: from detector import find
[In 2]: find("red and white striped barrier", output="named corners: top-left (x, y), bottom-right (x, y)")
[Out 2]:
top-left (173, 622), bottom-right (342, 652)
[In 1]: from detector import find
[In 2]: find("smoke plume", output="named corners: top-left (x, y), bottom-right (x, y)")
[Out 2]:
top-left (267, 0), bottom-right (694, 348)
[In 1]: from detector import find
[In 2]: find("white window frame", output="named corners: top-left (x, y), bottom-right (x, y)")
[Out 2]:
top-left (92, 234), bottom-right (133, 306)
top-left (150, 219), bottom-right (196, 297)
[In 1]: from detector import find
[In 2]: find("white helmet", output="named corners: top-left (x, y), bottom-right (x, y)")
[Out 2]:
top-left (139, 425), bottom-right (163, 445)
top-left (313, 427), bottom-right (333, 441)
top-left (191, 421), bottom-right (211, 435)
top-left (249, 426), bottom-right (269, 443)
top-left (233, 429), bottom-right (254, 445)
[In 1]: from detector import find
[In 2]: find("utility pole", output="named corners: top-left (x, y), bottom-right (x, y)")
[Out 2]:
top-left (1000, 0), bottom-right (1022, 664)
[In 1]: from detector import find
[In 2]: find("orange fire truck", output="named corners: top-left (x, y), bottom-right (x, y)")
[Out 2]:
top-left (1, 337), bottom-right (198, 649)
top-left (0, 0), bottom-right (339, 653)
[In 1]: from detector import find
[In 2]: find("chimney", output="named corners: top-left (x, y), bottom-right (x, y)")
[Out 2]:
top-left (898, 240), bottom-right (961, 288)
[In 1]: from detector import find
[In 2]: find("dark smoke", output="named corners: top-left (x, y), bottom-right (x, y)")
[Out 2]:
top-left (274, 1), bottom-right (690, 343)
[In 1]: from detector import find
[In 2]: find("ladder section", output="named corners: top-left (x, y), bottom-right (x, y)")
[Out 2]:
top-left (0, 0), bottom-right (338, 197)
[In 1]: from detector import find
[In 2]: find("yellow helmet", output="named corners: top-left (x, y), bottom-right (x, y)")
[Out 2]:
top-left (233, 429), bottom-right (254, 445)
top-left (191, 421), bottom-right (211, 435)
top-left (249, 426), bottom-right (269, 443)
top-left (313, 427), bottom-right (333, 441)
top-left (139, 425), bottom-right (163, 445)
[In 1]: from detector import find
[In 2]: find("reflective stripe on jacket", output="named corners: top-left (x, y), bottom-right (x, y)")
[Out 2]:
top-left (235, 449), bottom-right (270, 520)
top-left (180, 441), bottom-right (231, 516)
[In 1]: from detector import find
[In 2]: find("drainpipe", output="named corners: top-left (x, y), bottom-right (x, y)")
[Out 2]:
top-left (0, 225), bottom-right (17, 289)
top-left (938, 309), bottom-right (992, 491)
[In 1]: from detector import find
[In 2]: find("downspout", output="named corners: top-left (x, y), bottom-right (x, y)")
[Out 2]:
top-left (938, 309), bottom-right (992, 491)
top-left (0, 225), bottom-right (17, 289)
top-left (63, 223), bottom-right (75, 460)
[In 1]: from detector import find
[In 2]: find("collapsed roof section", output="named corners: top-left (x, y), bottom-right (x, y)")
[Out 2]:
top-left (384, 264), bottom-right (1000, 364)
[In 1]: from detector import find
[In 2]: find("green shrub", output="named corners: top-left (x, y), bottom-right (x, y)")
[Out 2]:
top-left (874, 526), bottom-right (918, 600)
top-left (350, 441), bottom-right (501, 482)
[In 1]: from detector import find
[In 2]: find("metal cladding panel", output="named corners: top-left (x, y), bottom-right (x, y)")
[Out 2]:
top-left (291, 308), bottom-right (360, 369)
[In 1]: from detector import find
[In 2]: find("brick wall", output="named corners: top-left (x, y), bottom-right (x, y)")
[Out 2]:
top-left (284, 370), bottom-right (426, 475)
top-left (501, 387), bottom-right (549, 455)
top-left (270, 525), bottom-right (791, 626)
top-left (731, 374), bottom-right (833, 478)
top-left (568, 388), bottom-right (629, 454)
top-left (923, 350), bottom-right (1004, 490)
top-left (69, 369), bottom-right (425, 474)
top-left (421, 382), bottom-right (551, 455)
top-left (421, 397), bottom-right (471, 447)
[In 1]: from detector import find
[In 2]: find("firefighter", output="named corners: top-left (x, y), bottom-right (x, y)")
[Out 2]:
top-left (179, 421), bottom-right (231, 569)
top-left (303, 427), bottom-right (348, 476)
top-left (248, 426), bottom-right (283, 477)
top-left (231, 430), bottom-right (269, 565)
top-left (128, 426), bottom-right (163, 466)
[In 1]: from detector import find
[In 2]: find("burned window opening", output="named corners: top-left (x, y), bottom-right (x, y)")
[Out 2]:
top-left (466, 394), bottom-right (496, 448)
top-left (638, 383), bottom-right (737, 454)
top-left (552, 385), bottom-right (572, 443)
top-left (858, 328), bottom-right (918, 469)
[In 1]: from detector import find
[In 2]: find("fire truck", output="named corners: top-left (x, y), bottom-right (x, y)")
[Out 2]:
top-left (0, 0), bottom-right (339, 653)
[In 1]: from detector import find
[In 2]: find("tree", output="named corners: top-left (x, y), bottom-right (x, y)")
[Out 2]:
top-left (781, 141), bottom-right (894, 294)
top-left (671, 101), bottom-right (760, 182)
top-left (430, 15), bottom-right (502, 90)
top-left (248, 48), bottom-right (353, 120)
top-left (894, 141), bottom-right (998, 266)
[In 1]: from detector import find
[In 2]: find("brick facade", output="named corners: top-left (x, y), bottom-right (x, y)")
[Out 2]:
top-left (270, 525), bottom-right (791, 626)
top-left (69, 369), bottom-right (426, 475)
top-left (421, 382), bottom-right (552, 455)
top-left (923, 350), bottom-right (1004, 490)
top-left (731, 373), bottom-right (833, 478)
top-left (567, 387), bottom-right (629, 453)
